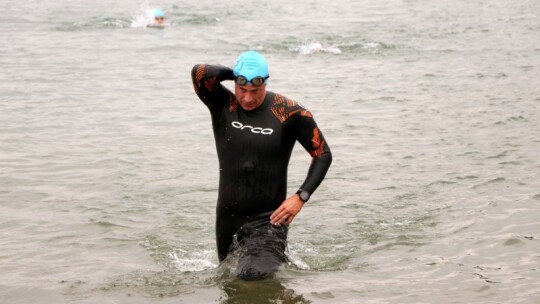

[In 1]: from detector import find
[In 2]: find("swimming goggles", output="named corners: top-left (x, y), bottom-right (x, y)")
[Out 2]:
top-left (234, 75), bottom-right (269, 86)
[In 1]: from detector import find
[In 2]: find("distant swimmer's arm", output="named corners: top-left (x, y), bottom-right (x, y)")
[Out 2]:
top-left (191, 64), bottom-right (235, 109)
top-left (270, 114), bottom-right (332, 226)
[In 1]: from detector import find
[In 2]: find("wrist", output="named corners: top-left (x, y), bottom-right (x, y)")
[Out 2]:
top-left (296, 189), bottom-right (310, 203)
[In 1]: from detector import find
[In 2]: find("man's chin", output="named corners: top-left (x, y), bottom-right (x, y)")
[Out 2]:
top-left (240, 104), bottom-right (256, 111)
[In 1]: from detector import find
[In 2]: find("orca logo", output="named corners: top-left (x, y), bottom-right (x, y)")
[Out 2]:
top-left (231, 121), bottom-right (274, 135)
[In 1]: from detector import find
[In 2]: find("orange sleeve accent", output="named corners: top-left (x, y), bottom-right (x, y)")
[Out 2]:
top-left (309, 127), bottom-right (326, 157)
top-left (192, 64), bottom-right (205, 95)
top-left (270, 94), bottom-right (307, 123)
top-left (228, 95), bottom-right (239, 112)
top-left (301, 110), bottom-right (313, 117)
top-left (204, 76), bottom-right (217, 92)
top-left (195, 64), bottom-right (205, 83)
top-left (193, 65), bottom-right (219, 94)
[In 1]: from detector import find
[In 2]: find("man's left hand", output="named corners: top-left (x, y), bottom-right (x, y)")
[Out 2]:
top-left (270, 194), bottom-right (304, 226)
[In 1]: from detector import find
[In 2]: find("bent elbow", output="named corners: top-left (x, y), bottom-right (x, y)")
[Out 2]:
top-left (326, 150), bottom-right (333, 165)
top-left (191, 64), bottom-right (201, 81)
top-left (312, 149), bottom-right (332, 166)
top-left (322, 150), bottom-right (332, 167)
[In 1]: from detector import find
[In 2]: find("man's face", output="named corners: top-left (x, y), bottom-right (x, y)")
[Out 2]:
top-left (234, 84), bottom-right (267, 111)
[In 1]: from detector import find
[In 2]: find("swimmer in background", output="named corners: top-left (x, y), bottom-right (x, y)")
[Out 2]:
top-left (149, 8), bottom-right (165, 27)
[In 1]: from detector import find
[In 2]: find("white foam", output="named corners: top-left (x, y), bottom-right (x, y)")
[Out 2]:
top-left (130, 4), bottom-right (167, 28)
top-left (296, 42), bottom-right (342, 55)
top-left (169, 250), bottom-right (218, 272)
top-left (286, 243), bottom-right (313, 270)
top-left (288, 255), bottom-right (311, 270)
top-left (363, 42), bottom-right (380, 49)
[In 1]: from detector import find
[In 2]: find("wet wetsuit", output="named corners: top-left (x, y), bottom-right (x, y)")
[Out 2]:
top-left (191, 64), bottom-right (332, 263)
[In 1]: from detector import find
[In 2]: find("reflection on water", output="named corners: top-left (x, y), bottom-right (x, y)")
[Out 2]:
top-left (219, 279), bottom-right (310, 304)
top-left (217, 246), bottom-right (310, 304)
top-left (92, 257), bottom-right (310, 303)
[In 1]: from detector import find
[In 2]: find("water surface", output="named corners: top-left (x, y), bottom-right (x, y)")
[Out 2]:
top-left (1, 0), bottom-right (539, 303)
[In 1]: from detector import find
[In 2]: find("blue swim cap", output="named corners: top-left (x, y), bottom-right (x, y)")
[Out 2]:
top-left (233, 51), bottom-right (269, 81)
top-left (153, 8), bottom-right (164, 17)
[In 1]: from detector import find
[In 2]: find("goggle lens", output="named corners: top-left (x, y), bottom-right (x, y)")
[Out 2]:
top-left (234, 76), bottom-right (268, 86)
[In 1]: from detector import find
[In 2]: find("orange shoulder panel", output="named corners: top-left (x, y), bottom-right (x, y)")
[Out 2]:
top-left (270, 94), bottom-right (312, 123)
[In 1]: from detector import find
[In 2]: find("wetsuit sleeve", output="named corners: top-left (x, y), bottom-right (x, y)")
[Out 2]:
top-left (295, 114), bottom-right (332, 197)
top-left (191, 64), bottom-right (235, 112)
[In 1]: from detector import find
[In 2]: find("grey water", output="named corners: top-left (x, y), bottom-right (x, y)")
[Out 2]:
top-left (1, 0), bottom-right (540, 303)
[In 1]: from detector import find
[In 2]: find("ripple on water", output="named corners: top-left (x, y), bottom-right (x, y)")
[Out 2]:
top-left (55, 17), bottom-right (132, 31)
top-left (503, 238), bottom-right (526, 246)
top-left (89, 219), bottom-right (130, 229)
top-left (169, 250), bottom-right (217, 272)
top-left (97, 269), bottom-right (210, 297)
top-left (472, 177), bottom-right (507, 188)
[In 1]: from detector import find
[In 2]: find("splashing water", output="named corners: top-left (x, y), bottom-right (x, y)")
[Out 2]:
top-left (295, 42), bottom-right (342, 55)
top-left (169, 250), bottom-right (218, 272)
top-left (130, 3), bottom-right (167, 28)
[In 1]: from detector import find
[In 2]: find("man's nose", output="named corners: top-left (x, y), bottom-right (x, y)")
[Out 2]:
top-left (242, 91), bottom-right (255, 101)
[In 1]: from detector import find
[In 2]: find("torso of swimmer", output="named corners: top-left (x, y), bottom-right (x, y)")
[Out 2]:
top-left (191, 51), bottom-right (332, 226)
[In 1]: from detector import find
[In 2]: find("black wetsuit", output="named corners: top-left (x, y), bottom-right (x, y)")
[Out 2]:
top-left (191, 64), bottom-right (332, 263)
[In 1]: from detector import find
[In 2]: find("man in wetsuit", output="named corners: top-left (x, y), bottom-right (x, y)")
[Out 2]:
top-left (191, 51), bottom-right (332, 279)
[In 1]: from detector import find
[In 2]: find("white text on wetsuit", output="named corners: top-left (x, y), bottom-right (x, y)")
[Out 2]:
top-left (231, 121), bottom-right (273, 135)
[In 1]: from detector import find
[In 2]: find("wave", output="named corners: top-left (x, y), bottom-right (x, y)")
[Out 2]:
top-left (293, 40), bottom-right (398, 55)
top-left (54, 3), bottom-right (219, 32)
top-left (56, 17), bottom-right (132, 31)
top-left (169, 250), bottom-right (217, 272)
top-left (255, 37), bottom-right (400, 56)
top-left (295, 42), bottom-right (342, 55)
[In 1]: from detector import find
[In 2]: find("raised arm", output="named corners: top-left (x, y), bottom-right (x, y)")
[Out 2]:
top-left (191, 64), bottom-right (235, 112)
